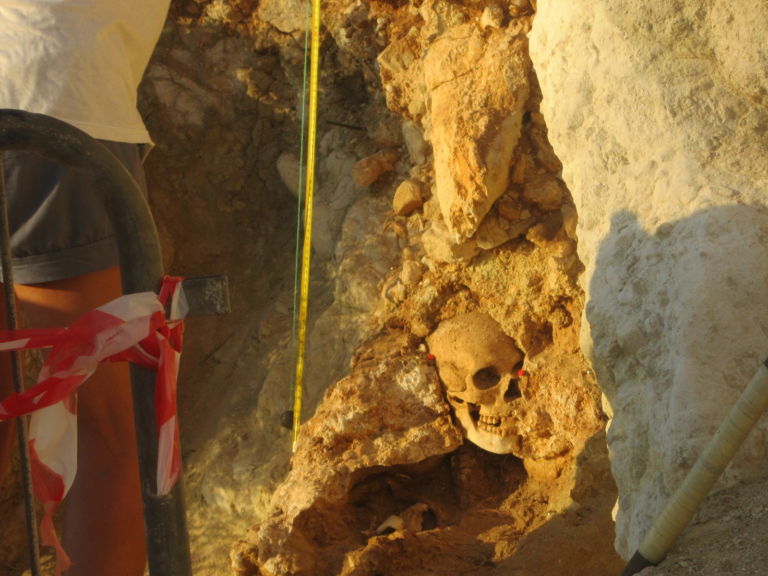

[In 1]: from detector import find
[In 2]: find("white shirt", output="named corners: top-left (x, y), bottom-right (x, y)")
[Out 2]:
top-left (0, 0), bottom-right (170, 143)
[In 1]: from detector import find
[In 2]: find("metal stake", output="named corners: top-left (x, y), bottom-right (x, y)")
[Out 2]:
top-left (0, 157), bottom-right (42, 575)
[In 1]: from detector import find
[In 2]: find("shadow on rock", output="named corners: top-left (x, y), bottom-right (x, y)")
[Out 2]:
top-left (588, 206), bottom-right (768, 558)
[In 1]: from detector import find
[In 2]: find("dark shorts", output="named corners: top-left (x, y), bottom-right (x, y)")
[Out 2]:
top-left (1, 141), bottom-right (147, 285)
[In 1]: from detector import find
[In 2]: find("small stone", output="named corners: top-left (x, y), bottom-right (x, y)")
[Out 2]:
top-left (497, 193), bottom-right (524, 221)
top-left (258, 0), bottom-right (307, 33)
top-left (510, 157), bottom-right (527, 184)
top-left (382, 279), bottom-right (407, 303)
top-left (276, 152), bottom-right (302, 197)
top-left (422, 221), bottom-right (480, 263)
top-left (400, 260), bottom-right (424, 285)
top-left (475, 213), bottom-right (512, 250)
top-left (393, 179), bottom-right (424, 216)
top-left (509, 0), bottom-right (533, 16)
top-left (526, 219), bottom-right (574, 258)
top-left (480, 4), bottom-right (505, 29)
top-left (352, 149), bottom-right (399, 187)
top-left (523, 176), bottom-right (563, 211)
top-left (401, 121), bottom-right (428, 165)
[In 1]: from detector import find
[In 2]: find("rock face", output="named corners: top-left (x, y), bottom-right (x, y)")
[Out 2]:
top-left (0, 2), bottom-right (622, 574)
top-left (221, 2), bottom-right (623, 574)
top-left (230, 333), bottom-right (464, 575)
top-left (530, 0), bottom-right (768, 558)
top-left (379, 9), bottom-right (531, 244)
top-left (423, 25), bottom-right (529, 242)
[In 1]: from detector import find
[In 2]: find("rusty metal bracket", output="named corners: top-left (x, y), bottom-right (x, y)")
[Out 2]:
top-left (181, 275), bottom-right (230, 317)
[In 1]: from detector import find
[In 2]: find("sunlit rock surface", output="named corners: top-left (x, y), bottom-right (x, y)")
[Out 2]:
top-left (531, 0), bottom-right (768, 557)
top-left (230, 333), bottom-right (463, 575)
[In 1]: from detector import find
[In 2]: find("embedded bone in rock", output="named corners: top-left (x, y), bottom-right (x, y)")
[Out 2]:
top-left (427, 311), bottom-right (531, 455)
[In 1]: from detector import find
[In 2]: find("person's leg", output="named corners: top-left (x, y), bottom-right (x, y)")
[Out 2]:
top-left (16, 266), bottom-right (146, 576)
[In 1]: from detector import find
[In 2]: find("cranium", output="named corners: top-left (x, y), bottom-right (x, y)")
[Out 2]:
top-left (427, 311), bottom-right (526, 455)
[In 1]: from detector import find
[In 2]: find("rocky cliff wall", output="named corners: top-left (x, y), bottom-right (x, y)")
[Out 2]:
top-left (530, 0), bottom-right (768, 558)
top-left (128, 0), bottom-right (624, 574)
top-left (224, 2), bottom-right (622, 575)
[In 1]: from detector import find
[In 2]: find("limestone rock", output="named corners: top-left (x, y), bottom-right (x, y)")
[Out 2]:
top-left (378, 15), bottom-right (531, 247)
top-left (399, 259), bottom-right (424, 286)
top-left (378, 28), bottom-right (428, 123)
top-left (258, 0), bottom-right (307, 34)
top-left (421, 216), bottom-right (480, 264)
top-left (231, 333), bottom-right (463, 576)
top-left (523, 175), bottom-right (564, 212)
top-left (303, 192), bottom-right (402, 413)
top-left (530, 0), bottom-right (768, 558)
top-left (420, 0), bottom-right (468, 39)
top-left (424, 25), bottom-right (530, 242)
top-left (351, 149), bottom-right (400, 187)
top-left (393, 179), bottom-right (424, 216)
top-left (474, 212), bottom-right (514, 250)
top-left (311, 132), bottom-right (364, 258)
top-left (401, 121), bottom-right (429, 166)
top-left (480, 4), bottom-right (506, 29)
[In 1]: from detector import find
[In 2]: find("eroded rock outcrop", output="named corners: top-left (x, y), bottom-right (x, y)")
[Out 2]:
top-left (423, 25), bottom-right (529, 242)
top-left (379, 5), bottom-right (533, 246)
top-left (531, 0), bottom-right (768, 558)
top-left (227, 2), bottom-right (623, 575)
top-left (230, 332), bottom-right (464, 575)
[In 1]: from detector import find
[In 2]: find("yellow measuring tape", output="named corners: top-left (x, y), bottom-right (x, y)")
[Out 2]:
top-left (292, 0), bottom-right (321, 452)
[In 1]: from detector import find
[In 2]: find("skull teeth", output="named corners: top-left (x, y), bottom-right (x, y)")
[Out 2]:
top-left (478, 420), bottom-right (509, 436)
top-left (476, 412), bottom-right (514, 437)
top-left (465, 404), bottom-right (514, 437)
top-left (479, 414), bottom-right (502, 427)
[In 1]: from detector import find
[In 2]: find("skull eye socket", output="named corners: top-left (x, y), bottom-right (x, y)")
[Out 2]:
top-left (472, 367), bottom-right (501, 390)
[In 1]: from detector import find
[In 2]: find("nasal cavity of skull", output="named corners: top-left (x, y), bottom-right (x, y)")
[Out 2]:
top-left (505, 361), bottom-right (524, 400)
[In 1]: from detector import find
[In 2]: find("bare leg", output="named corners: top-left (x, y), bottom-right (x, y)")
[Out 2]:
top-left (17, 266), bottom-right (146, 576)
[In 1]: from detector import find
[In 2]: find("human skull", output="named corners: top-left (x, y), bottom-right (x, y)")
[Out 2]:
top-left (427, 312), bottom-right (526, 455)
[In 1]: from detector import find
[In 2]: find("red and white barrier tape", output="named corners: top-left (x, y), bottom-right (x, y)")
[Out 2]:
top-left (0, 276), bottom-right (186, 571)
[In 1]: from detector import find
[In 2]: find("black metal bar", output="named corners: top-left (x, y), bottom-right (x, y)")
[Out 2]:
top-left (0, 157), bottom-right (42, 576)
top-left (619, 551), bottom-right (656, 576)
top-left (0, 109), bottom-right (192, 576)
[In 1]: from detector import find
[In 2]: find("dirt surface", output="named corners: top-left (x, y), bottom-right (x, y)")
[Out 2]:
top-left (635, 477), bottom-right (768, 576)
